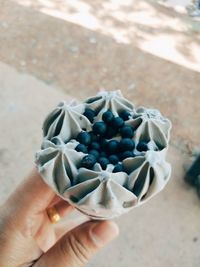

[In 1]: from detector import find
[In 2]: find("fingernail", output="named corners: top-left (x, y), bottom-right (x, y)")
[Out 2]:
top-left (90, 221), bottom-right (119, 247)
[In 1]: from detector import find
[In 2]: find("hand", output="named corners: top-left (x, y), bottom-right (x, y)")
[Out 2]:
top-left (0, 169), bottom-right (119, 267)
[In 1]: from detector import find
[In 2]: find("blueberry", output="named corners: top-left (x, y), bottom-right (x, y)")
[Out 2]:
top-left (83, 108), bottom-right (96, 123)
top-left (75, 144), bottom-right (88, 153)
top-left (119, 138), bottom-right (135, 151)
top-left (109, 155), bottom-right (119, 164)
top-left (98, 157), bottom-right (110, 170)
top-left (120, 125), bottom-right (134, 138)
top-left (113, 163), bottom-right (124, 173)
top-left (89, 149), bottom-right (100, 159)
top-left (100, 151), bottom-right (107, 157)
top-left (76, 131), bottom-right (91, 145)
top-left (119, 110), bottom-right (131, 121)
top-left (99, 138), bottom-right (108, 150)
top-left (81, 155), bottom-right (96, 169)
top-left (89, 131), bottom-right (99, 142)
top-left (105, 126), bottom-right (118, 139)
top-left (90, 142), bottom-right (100, 151)
top-left (92, 121), bottom-right (107, 136)
top-left (102, 110), bottom-right (114, 124)
top-left (121, 151), bottom-right (135, 160)
top-left (137, 141), bottom-right (148, 152)
top-left (111, 117), bottom-right (124, 129)
top-left (107, 140), bottom-right (119, 154)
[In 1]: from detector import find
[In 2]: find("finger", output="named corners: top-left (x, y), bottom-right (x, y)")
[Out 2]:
top-left (50, 200), bottom-right (73, 218)
top-left (47, 196), bottom-right (73, 220)
top-left (49, 195), bottom-right (63, 206)
top-left (54, 210), bottom-right (90, 242)
top-left (6, 168), bottom-right (55, 217)
top-left (2, 168), bottom-right (56, 238)
top-left (35, 203), bottom-right (73, 252)
top-left (34, 221), bottom-right (119, 267)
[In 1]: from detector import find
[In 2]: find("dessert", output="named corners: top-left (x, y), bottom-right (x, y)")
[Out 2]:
top-left (35, 91), bottom-right (172, 219)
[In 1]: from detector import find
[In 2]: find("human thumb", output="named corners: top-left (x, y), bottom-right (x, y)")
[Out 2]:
top-left (34, 221), bottom-right (119, 267)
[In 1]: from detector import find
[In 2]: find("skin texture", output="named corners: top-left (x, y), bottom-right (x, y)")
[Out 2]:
top-left (0, 169), bottom-right (119, 267)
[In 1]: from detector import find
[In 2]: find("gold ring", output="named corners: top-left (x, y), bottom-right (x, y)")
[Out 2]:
top-left (47, 206), bottom-right (61, 224)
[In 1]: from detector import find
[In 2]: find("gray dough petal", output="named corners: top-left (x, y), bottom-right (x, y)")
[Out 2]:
top-left (63, 169), bottom-right (137, 219)
top-left (35, 138), bottom-right (84, 194)
top-left (43, 101), bottom-right (91, 142)
top-left (129, 107), bottom-right (172, 149)
top-left (85, 90), bottom-right (135, 119)
top-left (123, 149), bottom-right (171, 203)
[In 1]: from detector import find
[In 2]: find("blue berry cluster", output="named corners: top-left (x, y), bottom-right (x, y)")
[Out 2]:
top-left (75, 109), bottom-right (148, 172)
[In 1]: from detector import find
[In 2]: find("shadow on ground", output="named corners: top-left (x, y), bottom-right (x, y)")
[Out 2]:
top-left (13, 0), bottom-right (200, 66)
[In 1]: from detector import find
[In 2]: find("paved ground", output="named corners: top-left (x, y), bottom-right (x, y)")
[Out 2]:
top-left (0, 1), bottom-right (200, 267)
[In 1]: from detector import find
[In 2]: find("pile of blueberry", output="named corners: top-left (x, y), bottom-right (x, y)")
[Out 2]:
top-left (75, 109), bottom-right (149, 172)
